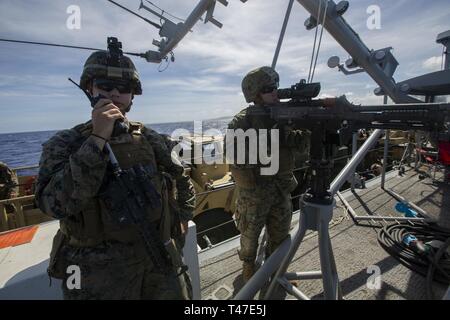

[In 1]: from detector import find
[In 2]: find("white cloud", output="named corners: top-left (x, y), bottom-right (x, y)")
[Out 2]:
top-left (0, 91), bottom-right (69, 98)
top-left (350, 93), bottom-right (385, 105)
top-left (143, 76), bottom-right (239, 93)
top-left (0, 74), bottom-right (71, 89)
top-left (0, 0), bottom-right (449, 133)
top-left (422, 56), bottom-right (443, 71)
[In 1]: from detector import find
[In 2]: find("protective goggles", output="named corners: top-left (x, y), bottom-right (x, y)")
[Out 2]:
top-left (260, 83), bottom-right (279, 94)
top-left (93, 79), bottom-right (133, 94)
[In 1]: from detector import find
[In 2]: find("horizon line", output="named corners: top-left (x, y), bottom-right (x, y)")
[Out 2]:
top-left (0, 115), bottom-right (234, 135)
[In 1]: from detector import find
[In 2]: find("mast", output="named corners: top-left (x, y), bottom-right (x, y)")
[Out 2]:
top-left (296, 0), bottom-right (418, 104)
top-left (437, 30), bottom-right (450, 71)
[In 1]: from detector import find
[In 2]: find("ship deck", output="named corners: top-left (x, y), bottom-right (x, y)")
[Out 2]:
top-left (198, 166), bottom-right (450, 300)
top-left (1, 165), bottom-right (449, 300)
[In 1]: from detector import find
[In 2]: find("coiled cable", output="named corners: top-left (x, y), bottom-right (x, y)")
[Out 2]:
top-left (378, 221), bottom-right (450, 299)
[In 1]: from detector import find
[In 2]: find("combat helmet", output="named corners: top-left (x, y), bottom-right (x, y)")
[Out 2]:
top-left (241, 66), bottom-right (279, 103)
top-left (80, 39), bottom-right (142, 95)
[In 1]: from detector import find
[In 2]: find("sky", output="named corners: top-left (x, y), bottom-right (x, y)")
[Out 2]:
top-left (0, 0), bottom-right (448, 134)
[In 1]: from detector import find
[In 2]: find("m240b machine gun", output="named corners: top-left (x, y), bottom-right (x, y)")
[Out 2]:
top-left (250, 95), bottom-right (450, 204)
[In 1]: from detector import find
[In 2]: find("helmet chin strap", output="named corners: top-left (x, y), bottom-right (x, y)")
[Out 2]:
top-left (124, 101), bottom-right (132, 113)
top-left (125, 93), bottom-right (135, 113)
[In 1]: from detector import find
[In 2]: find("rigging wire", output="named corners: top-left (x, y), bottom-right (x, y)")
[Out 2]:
top-left (106, 0), bottom-right (161, 29)
top-left (271, 0), bottom-right (294, 69)
top-left (310, 0), bottom-right (329, 83)
top-left (307, 0), bottom-right (321, 84)
top-left (144, 0), bottom-right (185, 22)
top-left (157, 51), bottom-right (174, 72)
top-left (0, 1), bottom-right (166, 59)
top-left (0, 38), bottom-right (144, 57)
top-left (158, 59), bottom-right (170, 72)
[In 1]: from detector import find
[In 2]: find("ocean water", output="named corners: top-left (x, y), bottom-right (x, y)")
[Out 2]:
top-left (0, 118), bottom-right (231, 176)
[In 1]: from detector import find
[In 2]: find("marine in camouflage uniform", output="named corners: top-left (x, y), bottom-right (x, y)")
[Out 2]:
top-left (227, 66), bottom-right (310, 282)
top-left (0, 162), bottom-right (19, 214)
top-left (35, 47), bottom-right (195, 300)
top-left (0, 162), bottom-right (19, 200)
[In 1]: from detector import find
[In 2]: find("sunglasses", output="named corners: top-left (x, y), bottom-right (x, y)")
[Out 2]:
top-left (261, 83), bottom-right (278, 94)
top-left (93, 79), bottom-right (133, 94)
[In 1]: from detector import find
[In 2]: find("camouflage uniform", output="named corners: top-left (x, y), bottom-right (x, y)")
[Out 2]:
top-left (228, 67), bottom-right (309, 271)
top-left (0, 162), bottom-right (19, 200)
top-left (35, 48), bottom-right (195, 300)
top-left (228, 110), bottom-right (309, 263)
top-left (0, 162), bottom-right (19, 214)
top-left (36, 122), bottom-right (195, 300)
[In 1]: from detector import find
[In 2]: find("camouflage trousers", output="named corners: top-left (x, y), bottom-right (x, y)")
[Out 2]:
top-left (60, 242), bottom-right (191, 300)
top-left (234, 184), bottom-right (293, 263)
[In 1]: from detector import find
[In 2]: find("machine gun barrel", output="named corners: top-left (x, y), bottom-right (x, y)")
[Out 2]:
top-left (269, 96), bottom-right (450, 131)
top-left (354, 103), bottom-right (450, 113)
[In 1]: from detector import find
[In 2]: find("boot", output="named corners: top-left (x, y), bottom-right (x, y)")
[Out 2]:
top-left (242, 262), bottom-right (255, 283)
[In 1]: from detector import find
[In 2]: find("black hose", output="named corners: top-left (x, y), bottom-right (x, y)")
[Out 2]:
top-left (377, 221), bottom-right (450, 299)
